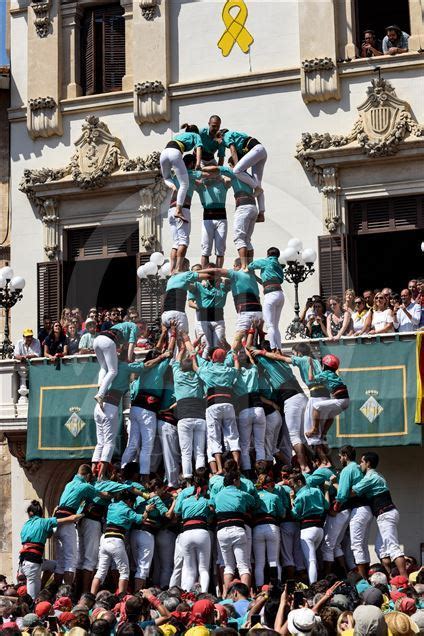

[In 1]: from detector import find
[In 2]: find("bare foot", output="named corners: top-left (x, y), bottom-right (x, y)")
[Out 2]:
top-left (256, 211), bottom-right (265, 222)
top-left (305, 429), bottom-right (319, 438)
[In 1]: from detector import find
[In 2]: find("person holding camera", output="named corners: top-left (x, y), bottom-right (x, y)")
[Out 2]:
top-left (361, 30), bottom-right (382, 57)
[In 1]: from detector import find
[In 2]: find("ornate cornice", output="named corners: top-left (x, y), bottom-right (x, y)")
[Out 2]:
top-left (139, 0), bottom-right (158, 20)
top-left (134, 80), bottom-right (165, 96)
top-left (31, 0), bottom-right (52, 38)
top-left (28, 96), bottom-right (56, 111)
top-left (302, 57), bottom-right (335, 73)
top-left (121, 151), bottom-right (161, 173)
top-left (296, 77), bottom-right (424, 184)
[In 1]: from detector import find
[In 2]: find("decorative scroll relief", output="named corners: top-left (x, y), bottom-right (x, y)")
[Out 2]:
top-left (139, 0), bottom-right (158, 20)
top-left (138, 177), bottom-right (168, 252)
top-left (301, 57), bottom-right (339, 104)
top-left (134, 81), bottom-right (170, 125)
top-left (27, 96), bottom-right (62, 140)
top-left (296, 77), bottom-right (424, 186)
top-left (31, 0), bottom-right (52, 38)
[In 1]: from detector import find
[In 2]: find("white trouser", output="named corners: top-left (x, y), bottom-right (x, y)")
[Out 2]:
top-left (168, 207), bottom-right (191, 248)
top-left (20, 561), bottom-right (42, 600)
top-left (300, 526), bottom-right (324, 583)
top-left (217, 526), bottom-right (251, 576)
top-left (245, 524), bottom-right (252, 563)
top-left (236, 311), bottom-right (263, 332)
top-left (284, 393), bottom-right (307, 446)
top-left (122, 406), bottom-right (157, 475)
top-left (233, 204), bottom-right (258, 250)
top-left (180, 528), bottom-right (211, 593)
top-left (161, 310), bottom-right (189, 333)
top-left (322, 510), bottom-right (350, 561)
top-left (92, 402), bottom-right (120, 463)
top-left (201, 219), bottom-right (227, 257)
top-left (160, 148), bottom-right (189, 207)
top-left (304, 397), bottom-right (328, 446)
top-left (280, 522), bottom-right (304, 570)
top-left (253, 523), bottom-right (281, 586)
top-left (375, 508), bottom-right (403, 561)
top-left (153, 529), bottom-right (176, 588)
top-left (263, 290), bottom-right (285, 350)
top-left (169, 534), bottom-right (184, 588)
top-left (314, 397), bottom-right (350, 419)
top-left (158, 419), bottom-right (180, 487)
top-left (94, 335), bottom-right (118, 399)
top-left (55, 522), bottom-right (77, 574)
top-left (130, 529), bottom-right (155, 579)
top-left (178, 417), bottom-right (206, 478)
top-left (95, 536), bottom-right (129, 582)
top-left (233, 144), bottom-right (267, 211)
top-left (349, 505), bottom-right (373, 565)
top-left (149, 432), bottom-right (163, 473)
top-left (206, 403), bottom-right (239, 455)
top-left (77, 518), bottom-right (102, 570)
top-left (278, 420), bottom-right (293, 463)
top-left (264, 409), bottom-right (282, 461)
top-left (199, 320), bottom-right (226, 359)
top-left (238, 406), bottom-right (266, 469)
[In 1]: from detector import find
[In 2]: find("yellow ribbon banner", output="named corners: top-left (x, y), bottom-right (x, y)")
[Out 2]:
top-left (218, 0), bottom-right (254, 57)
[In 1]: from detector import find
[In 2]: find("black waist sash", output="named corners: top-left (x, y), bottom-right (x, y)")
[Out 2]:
top-left (238, 392), bottom-right (263, 410)
top-left (237, 137), bottom-right (260, 159)
top-left (216, 512), bottom-right (245, 530)
top-left (104, 389), bottom-right (123, 406)
top-left (104, 524), bottom-right (126, 540)
top-left (159, 409), bottom-right (178, 425)
top-left (83, 502), bottom-right (105, 522)
top-left (166, 140), bottom-right (184, 152)
top-left (55, 505), bottom-right (76, 519)
top-left (369, 491), bottom-right (396, 517)
top-left (163, 288), bottom-right (187, 312)
top-left (203, 207), bottom-right (227, 220)
top-left (198, 307), bottom-right (224, 321)
top-left (20, 541), bottom-right (44, 564)
top-left (182, 517), bottom-right (209, 531)
top-left (177, 397), bottom-right (206, 420)
top-left (206, 385), bottom-right (233, 406)
top-left (332, 386), bottom-right (349, 399)
top-left (263, 279), bottom-right (282, 294)
top-left (309, 384), bottom-right (331, 398)
top-left (234, 292), bottom-right (262, 313)
top-left (275, 381), bottom-right (303, 403)
top-left (234, 192), bottom-right (256, 207)
top-left (132, 391), bottom-right (161, 413)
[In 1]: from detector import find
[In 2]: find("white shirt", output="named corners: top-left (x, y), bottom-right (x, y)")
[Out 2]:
top-left (371, 309), bottom-right (394, 332)
top-left (14, 337), bottom-right (42, 358)
top-left (396, 302), bottom-right (421, 332)
top-left (351, 309), bottom-right (370, 333)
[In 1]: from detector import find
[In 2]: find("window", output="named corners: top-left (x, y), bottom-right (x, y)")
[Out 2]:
top-left (81, 3), bottom-right (125, 96)
top-left (355, 0), bottom-right (410, 53)
top-left (67, 225), bottom-right (138, 261)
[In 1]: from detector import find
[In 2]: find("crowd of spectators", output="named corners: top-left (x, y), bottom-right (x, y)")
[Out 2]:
top-left (13, 308), bottom-right (154, 364)
top-left (1, 566), bottom-right (424, 635)
top-left (360, 25), bottom-right (410, 58)
top-left (300, 278), bottom-right (423, 340)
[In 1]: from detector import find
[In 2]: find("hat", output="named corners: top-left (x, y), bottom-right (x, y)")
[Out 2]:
top-left (22, 614), bottom-right (42, 628)
top-left (410, 572), bottom-right (420, 584)
top-left (212, 348), bottom-right (226, 363)
top-left (0, 623), bottom-right (18, 631)
top-left (362, 587), bottom-right (384, 607)
top-left (159, 625), bottom-right (177, 636)
top-left (370, 572), bottom-right (389, 587)
top-left (391, 591), bottom-right (407, 602)
top-left (411, 610), bottom-right (424, 633)
top-left (322, 354), bottom-right (340, 371)
top-left (287, 608), bottom-right (320, 635)
top-left (356, 579), bottom-right (372, 594)
top-left (191, 599), bottom-right (215, 622)
top-left (385, 611), bottom-right (420, 635)
top-left (391, 576), bottom-right (409, 589)
top-left (23, 329), bottom-right (33, 337)
top-left (58, 612), bottom-right (76, 625)
top-left (330, 594), bottom-right (350, 611)
top-left (85, 318), bottom-right (96, 326)
top-left (398, 598), bottom-right (418, 616)
top-left (17, 585), bottom-right (28, 596)
top-left (54, 597), bottom-right (73, 611)
top-left (184, 628), bottom-right (210, 636)
top-left (352, 605), bottom-right (388, 635)
top-left (35, 601), bottom-right (52, 618)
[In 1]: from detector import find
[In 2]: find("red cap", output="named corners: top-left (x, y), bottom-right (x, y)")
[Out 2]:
top-left (390, 575), bottom-right (409, 588)
top-left (0, 623), bottom-right (18, 631)
top-left (17, 585), bottom-right (28, 597)
top-left (35, 601), bottom-right (52, 618)
top-left (214, 604), bottom-right (228, 624)
top-left (322, 354), bottom-right (340, 371)
top-left (58, 612), bottom-right (76, 625)
top-left (398, 597), bottom-right (416, 615)
top-left (54, 597), bottom-right (72, 611)
top-left (191, 599), bottom-right (215, 621)
top-left (390, 591), bottom-right (406, 602)
top-left (212, 349), bottom-right (226, 363)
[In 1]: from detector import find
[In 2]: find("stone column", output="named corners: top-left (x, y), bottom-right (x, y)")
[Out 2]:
top-left (27, 0), bottom-right (63, 137)
top-left (322, 167), bottom-right (341, 233)
top-left (61, 2), bottom-right (83, 99)
top-left (40, 198), bottom-right (60, 260)
top-left (120, 0), bottom-right (134, 91)
top-left (299, 0), bottom-right (340, 103)
top-left (133, 0), bottom-right (170, 125)
top-left (408, 0), bottom-right (424, 51)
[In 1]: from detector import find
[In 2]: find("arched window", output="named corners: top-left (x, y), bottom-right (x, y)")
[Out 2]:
top-left (81, 3), bottom-right (125, 96)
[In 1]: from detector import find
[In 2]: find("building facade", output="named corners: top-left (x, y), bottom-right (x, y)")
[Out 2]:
top-left (0, 0), bottom-right (424, 576)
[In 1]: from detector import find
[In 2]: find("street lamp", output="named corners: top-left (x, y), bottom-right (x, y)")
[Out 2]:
top-left (0, 266), bottom-right (26, 359)
top-left (280, 239), bottom-right (316, 340)
top-left (137, 252), bottom-right (171, 334)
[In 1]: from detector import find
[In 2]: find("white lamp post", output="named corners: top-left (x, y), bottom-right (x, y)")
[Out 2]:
top-left (0, 267), bottom-right (26, 358)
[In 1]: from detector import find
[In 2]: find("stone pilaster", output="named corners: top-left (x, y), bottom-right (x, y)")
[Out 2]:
top-left (321, 167), bottom-right (341, 233)
top-left (40, 198), bottom-right (60, 260)
top-left (61, 2), bottom-right (83, 99)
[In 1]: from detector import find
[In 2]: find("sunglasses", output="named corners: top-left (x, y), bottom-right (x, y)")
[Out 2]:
top-left (354, 300), bottom-right (363, 304)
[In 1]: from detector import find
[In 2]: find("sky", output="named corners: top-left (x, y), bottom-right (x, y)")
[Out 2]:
top-left (0, 1), bottom-right (8, 66)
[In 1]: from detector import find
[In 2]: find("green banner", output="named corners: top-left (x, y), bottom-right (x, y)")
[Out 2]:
top-left (26, 358), bottom-right (122, 460)
top-left (319, 337), bottom-right (422, 448)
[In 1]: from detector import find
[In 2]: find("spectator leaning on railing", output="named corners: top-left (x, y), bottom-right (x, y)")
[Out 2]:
top-left (66, 323), bottom-right (80, 355)
top-left (305, 298), bottom-right (327, 339)
top-left (349, 296), bottom-right (371, 336)
top-left (326, 297), bottom-right (352, 341)
top-left (368, 293), bottom-right (395, 335)
top-left (43, 321), bottom-right (69, 360)
top-left (14, 329), bottom-right (42, 361)
top-left (382, 25), bottom-right (409, 55)
top-left (37, 316), bottom-right (52, 348)
top-left (78, 319), bottom-right (97, 354)
top-left (395, 289), bottom-right (421, 332)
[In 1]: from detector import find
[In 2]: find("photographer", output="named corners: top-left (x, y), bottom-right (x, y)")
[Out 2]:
top-left (396, 289), bottom-right (421, 332)
top-left (360, 30), bottom-right (382, 57)
top-left (305, 299), bottom-right (327, 339)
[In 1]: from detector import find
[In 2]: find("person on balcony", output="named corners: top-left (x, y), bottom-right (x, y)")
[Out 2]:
top-left (396, 289), bottom-right (421, 332)
top-left (382, 25), bottom-right (409, 56)
top-left (14, 328), bottom-right (41, 361)
top-left (43, 321), bottom-right (69, 361)
top-left (360, 30), bottom-right (383, 58)
top-left (78, 318), bottom-right (97, 353)
top-left (368, 293), bottom-right (395, 335)
top-left (305, 298), bottom-right (328, 339)
top-left (349, 296), bottom-right (372, 336)
top-left (326, 297), bottom-right (351, 341)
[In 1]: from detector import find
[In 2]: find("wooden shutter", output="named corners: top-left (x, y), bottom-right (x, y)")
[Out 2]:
top-left (67, 225), bottom-right (138, 261)
top-left (348, 194), bottom-right (424, 234)
top-left (37, 262), bottom-right (63, 330)
top-left (102, 5), bottom-right (125, 93)
top-left (318, 235), bottom-right (348, 300)
top-left (136, 253), bottom-right (163, 328)
top-left (81, 9), bottom-right (96, 96)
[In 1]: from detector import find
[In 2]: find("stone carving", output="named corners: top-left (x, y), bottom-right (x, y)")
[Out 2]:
top-left (31, 0), bottom-right (52, 38)
top-left (20, 167), bottom-right (68, 210)
top-left (28, 96), bottom-right (56, 111)
top-left (7, 438), bottom-right (42, 474)
top-left (139, 0), bottom-right (158, 20)
top-left (134, 81), bottom-right (170, 125)
top-left (296, 77), bottom-right (424, 184)
top-left (301, 57), bottom-right (339, 104)
top-left (121, 151), bottom-right (161, 173)
top-left (27, 97), bottom-right (62, 140)
top-left (321, 167), bottom-right (341, 233)
top-left (41, 198), bottom-right (60, 259)
top-left (138, 177), bottom-right (168, 251)
top-left (302, 57), bottom-right (335, 73)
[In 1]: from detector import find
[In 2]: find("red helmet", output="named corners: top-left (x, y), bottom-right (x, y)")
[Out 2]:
top-left (322, 354), bottom-right (340, 371)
